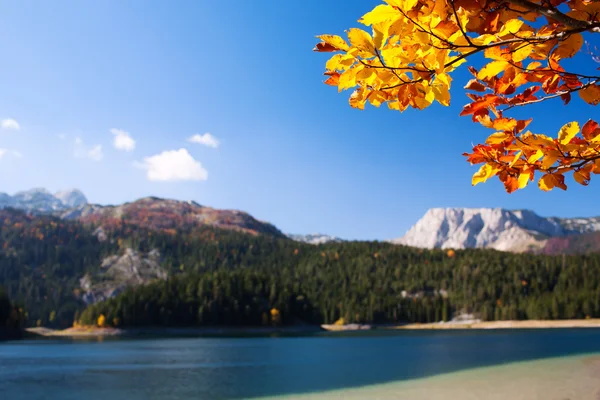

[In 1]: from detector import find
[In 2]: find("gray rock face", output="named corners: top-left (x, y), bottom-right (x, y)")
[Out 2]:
top-left (54, 189), bottom-right (88, 208)
top-left (287, 233), bottom-right (344, 245)
top-left (392, 208), bottom-right (600, 252)
top-left (80, 248), bottom-right (167, 305)
top-left (0, 188), bottom-right (88, 213)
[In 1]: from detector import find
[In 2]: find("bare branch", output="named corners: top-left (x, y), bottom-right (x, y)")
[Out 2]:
top-left (505, 0), bottom-right (592, 29)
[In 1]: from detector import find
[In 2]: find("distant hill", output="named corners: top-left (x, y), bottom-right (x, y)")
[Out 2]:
top-left (62, 197), bottom-right (285, 238)
top-left (0, 188), bottom-right (284, 238)
top-left (0, 188), bottom-right (87, 213)
top-left (392, 208), bottom-right (600, 254)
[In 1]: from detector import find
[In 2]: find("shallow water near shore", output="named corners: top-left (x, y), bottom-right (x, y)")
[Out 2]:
top-left (2, 329), bottom-right (600, 399)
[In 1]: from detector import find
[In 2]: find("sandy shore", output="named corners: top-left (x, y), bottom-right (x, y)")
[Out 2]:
top-left (26, 325), bottom-right (323, 338)
top-left (389, 319), bottom-right (600, 330)
top-left (257, 353), bottom-right (600, 400)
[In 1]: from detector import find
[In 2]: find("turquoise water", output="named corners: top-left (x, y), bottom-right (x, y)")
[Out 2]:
top-left (2, 329), bottom-right (600, 399)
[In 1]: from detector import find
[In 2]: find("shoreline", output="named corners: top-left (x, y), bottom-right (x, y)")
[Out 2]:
top-left (386, 319), bottom-right (600, 330)
top-left (25, 318), bottom-right (600, 338)
top-left (25, 325), bottom-right (325, 338)
top-left (257, 353), bottom-right (600, 400)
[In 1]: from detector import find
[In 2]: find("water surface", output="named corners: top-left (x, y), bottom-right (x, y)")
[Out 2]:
top-left (2, 329), bottom-right (600, 399)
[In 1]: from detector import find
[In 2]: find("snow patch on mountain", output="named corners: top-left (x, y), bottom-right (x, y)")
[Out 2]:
top-left (288, 233), bottom-right (344, 245)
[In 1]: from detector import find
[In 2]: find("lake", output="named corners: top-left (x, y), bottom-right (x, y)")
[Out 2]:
top-left (2, 329), bottom-right (600, 400)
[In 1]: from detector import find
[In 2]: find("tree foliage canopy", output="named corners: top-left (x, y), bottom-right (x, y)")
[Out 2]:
top-left (315, 0), bottom-right (600, 193)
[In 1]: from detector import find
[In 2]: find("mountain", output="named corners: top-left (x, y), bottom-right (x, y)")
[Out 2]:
top-left (64, 197), bottom-right (284, 237)
top-left (54, 189), bottom-right (88, 208)
top-left (0, 188), bottom-right (88, 212)
top-left (392, 208), bottom-right (600, 253)
top-left (287, 233), bottom-right (344, 245)
top-left (0, 188), bottom-right (282, 238)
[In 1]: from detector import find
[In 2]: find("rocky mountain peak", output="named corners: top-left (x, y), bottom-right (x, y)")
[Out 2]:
top-left (55, 189), bottom-right (88, 208)
top-left (392, 207), bottom-right (600, 253)
top-left (2, 187), bottom-right (86, 213)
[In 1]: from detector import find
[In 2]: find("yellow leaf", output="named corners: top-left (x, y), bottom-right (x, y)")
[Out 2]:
top-left (326, 54), bottom-right (355, 71)
top-left (579, 84), bottom-right (600, 106)
top-left (373, 21), bottom-right (392, 49)
top-left (432, 84), bottom-right (450, 106)
top-left (432, 73), bottom-right (451, 106)
top-left (338, 66), bottom-right (362, 92)
top-left (509, 151), bottom-right (522, 167)
top-left (554, 33), bottom-right (583, 59)
top-left (527, 149), bottom-right (543, 163)
top-left (512, 44), bottom-right (533, 62)
top-left (472, 164), bottom-right (496, 186)
top-left (347, 28), bottom-right (375, 55)
top-left (349, 88), bottom-right (367, 110)
top-left (368, 90), bottom-right (388, 107)
top-left (316, 35), bottom-right (350, 51)
top-left (497, 19), bottom-right (524, 37)
top-left (486, 132), bottom-right (511, 144)
top-left (359, 4), bottom-right (399, 26)
top-left (471, 34), bottom-right (496, 46)
top-left (478, 61), bottom-right (508, 80)
top-left (386, 0), bottom-right (418, 9)
top-left (541, 155), bottom-right (559, 170)
top-left (518, 171), bottom-right (531, 189)
top-left (557, 121), bottom-right (580, 145)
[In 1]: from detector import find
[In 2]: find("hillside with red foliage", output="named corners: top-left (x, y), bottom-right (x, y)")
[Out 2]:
top-left (67, 197), bottom-right (283, 237)
top-left (540, 232), bottom-right (600, 256)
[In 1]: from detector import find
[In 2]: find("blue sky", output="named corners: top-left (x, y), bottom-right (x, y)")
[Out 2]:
top-left (0, 0), bottom-right (599, 240)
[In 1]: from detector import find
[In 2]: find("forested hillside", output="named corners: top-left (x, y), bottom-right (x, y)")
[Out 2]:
top-left (2, 207), bottom-right (600, 329)
top-left (78, 246), bottom-right (600, 327)
top-left (0, 287), bottom-right (23, 339)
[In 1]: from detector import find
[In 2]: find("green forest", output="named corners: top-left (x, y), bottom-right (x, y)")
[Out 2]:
top-left (2, 208), bottom-right (600, 329)
top-left (0, 287), bottom-right (23, 339)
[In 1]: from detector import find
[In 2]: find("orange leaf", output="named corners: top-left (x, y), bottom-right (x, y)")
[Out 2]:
top-left (503, 175), bottom-right (519, 193)
top-left (539, 174), bottom-right (567, 191)
top-left (314, 42), bottom-right (339, 52)
top-left (464, 79), bottom-right (487, 92)
top-left (574, 169), bottom-right (591, 186)
top-left (554, 33), bottom-right (583, 59)
top-left (492, 118), bottom-right (518, 131)
top-left (324, 72), bottom-right (340, 86)
top-left (582, 120), bottom-right (599, 140)
top-left (579, 84), bottom-right (600, 106)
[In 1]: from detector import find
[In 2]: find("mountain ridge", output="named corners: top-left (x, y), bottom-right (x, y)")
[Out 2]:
top-left (393, 207), bottom-right (600, 253)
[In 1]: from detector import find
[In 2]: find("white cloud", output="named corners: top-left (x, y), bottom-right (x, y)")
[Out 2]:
top-left (110, 128), bottom-right (136, 152)
top-left (74, 137), bottom-right (103, 162)
top-left (188, 133), bottom-right (219, 148)
top-left (88, 145), bottom-right (104, 161)
top-left (136, 148), bottom-right (208, 182)
top-left (58, 133), bottom-right (67, 140)
top-left (0, 148), bottom-right (22, 160)
top-left (1, 118), bottom-right (20, 131)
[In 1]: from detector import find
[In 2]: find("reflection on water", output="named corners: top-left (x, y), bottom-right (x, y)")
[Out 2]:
top-left (1, 329), bottom-right (600, 400)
